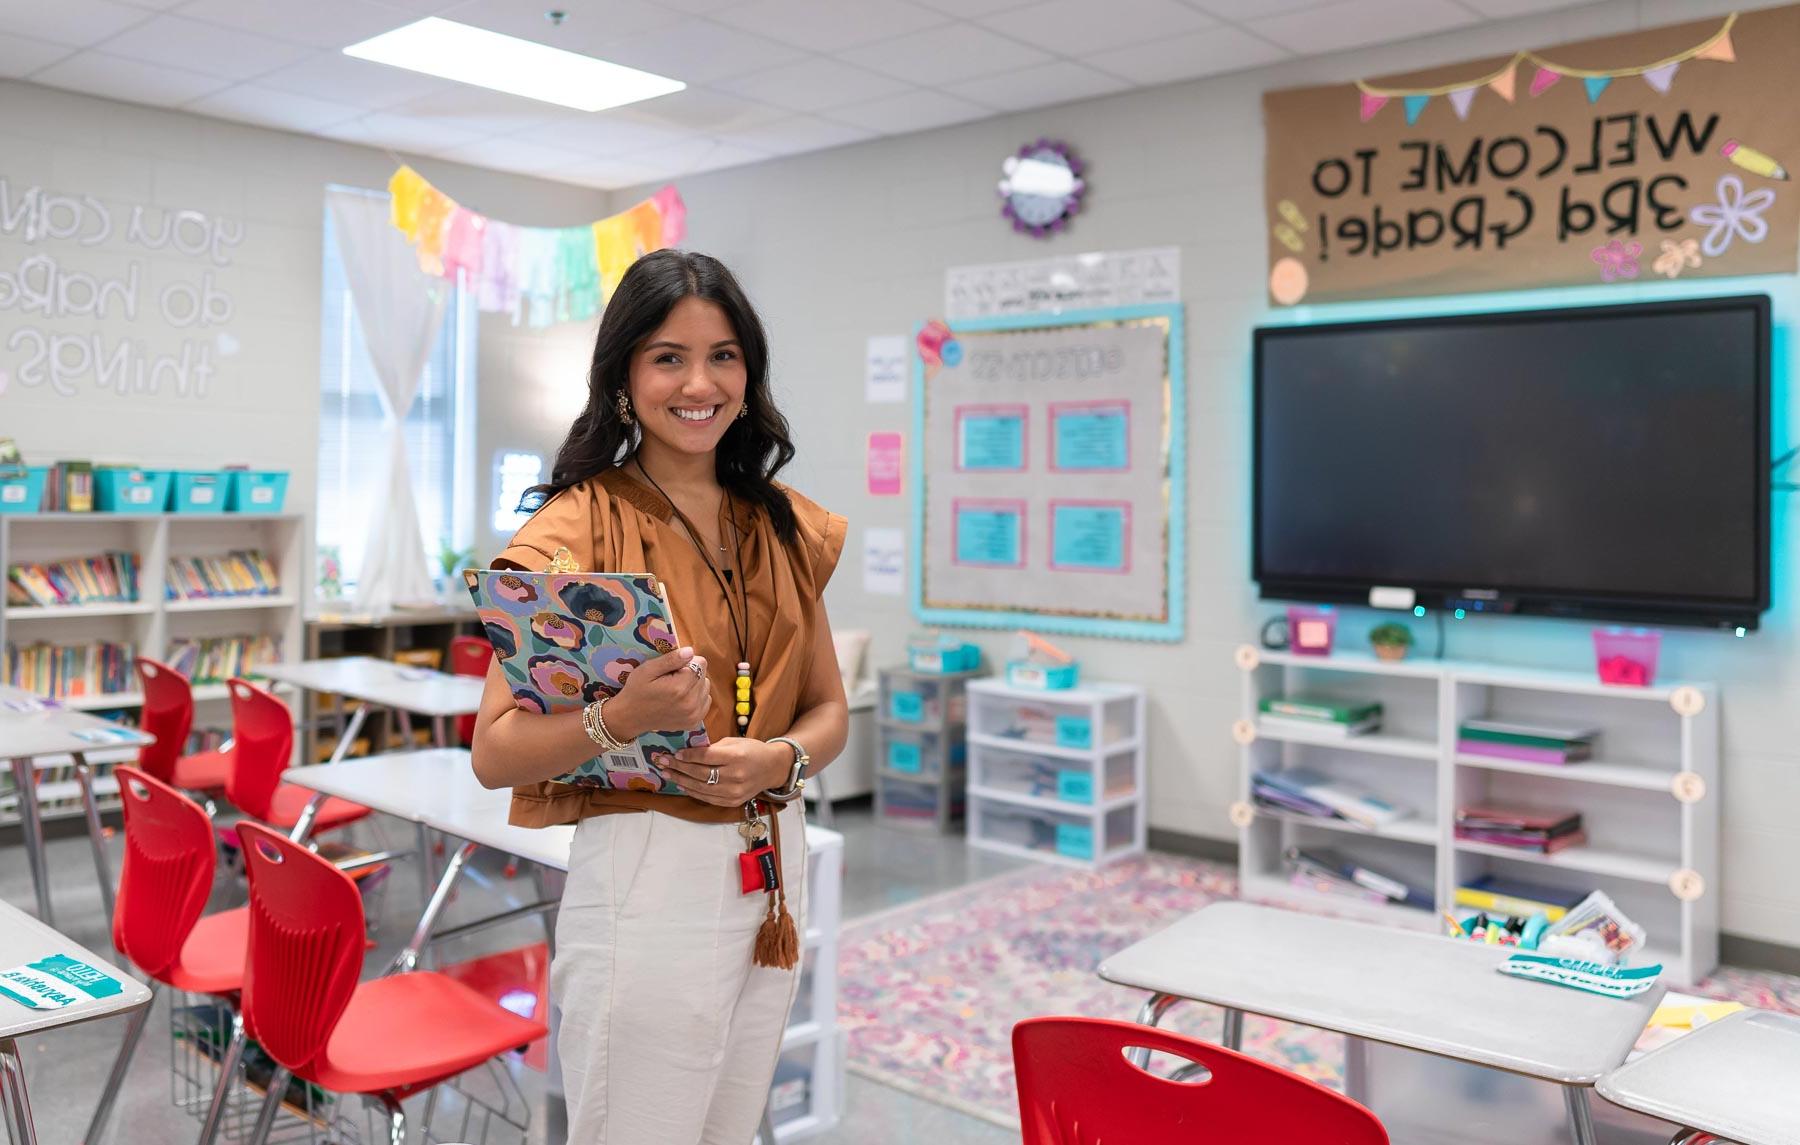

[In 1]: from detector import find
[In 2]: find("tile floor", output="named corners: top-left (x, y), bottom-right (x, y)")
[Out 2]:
top-left (2, 802), bottom-right (1027, 1145)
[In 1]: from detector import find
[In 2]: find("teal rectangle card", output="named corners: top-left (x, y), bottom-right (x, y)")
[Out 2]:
top-left (1056, 770), bottom-right (1094, 803)
top-left (888, 740), bottom-right (923, 773)
top-left (891, 691), bottom-right (925, 723)
top-left (1051, 504), bottom-right (1127, 572)
top-left (1053, 406), bottom-right (1128, 470)
top-left (1055, 715), bottom-right (1092, 749)
top-left (1055, 822), bottom-right (1094, 860)
top-left (959, 411), bottom-right (1025, 470)
top-left (954, 504), bottom-right (1023, 567)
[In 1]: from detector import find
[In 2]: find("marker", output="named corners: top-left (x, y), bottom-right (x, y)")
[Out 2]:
top-left (1722, 139), bottom-right (1789, 180)
top-left (1443, 911), bottom-right (1467, 937)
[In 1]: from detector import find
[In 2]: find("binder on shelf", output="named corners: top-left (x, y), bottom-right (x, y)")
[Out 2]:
top-left (1252, 767), bottom-right (1408, 829)
top-left (1285, 846), bottom-right (1431, 911)
top-left (1453, 874), bottom-right (1588, 922)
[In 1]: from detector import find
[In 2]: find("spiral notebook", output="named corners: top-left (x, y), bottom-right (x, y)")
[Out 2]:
top-left (463, 569), bottom-right (709, 793)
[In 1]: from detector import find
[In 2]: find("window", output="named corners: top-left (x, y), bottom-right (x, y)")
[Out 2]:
top-left (317, 202), bottom-right (476, 593)
top-left (493, 451), bottom-right (543, 533)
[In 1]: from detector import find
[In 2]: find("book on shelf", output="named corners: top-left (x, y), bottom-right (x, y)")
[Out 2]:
top-left (6, 552), bottom-right (140, 607)
top-left (1455, 804), bottom-right (1583, 854)
top-left (1252, 767), bottom-right (1408, 829)
top-left (1462, 718), bottom-right (1600, 741)
top-left (1458, 738), bottom-right (1593, 765)
top-left (1259, 696), bottom-right (1383, 724)
top-left (1456, 827), bottom-right (1589, 853)
top-left (1454, 874), bottom-right (1588, 922)
top-left (3, 640), bottom-right (136, 699)
top-left (1259, 713), bottom-right (1382, 739)
top-left (165, 551), bottom-right (281, 600)
top-left (1285, 845), bottom-right (1431, 910)
top-left (1458, 718), bottom-right (1597, 764)
top-left (165, 635), bottom-right (282, 685)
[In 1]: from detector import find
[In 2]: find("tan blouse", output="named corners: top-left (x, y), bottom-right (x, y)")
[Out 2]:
top-left (491, 467), bottom-right (847, 829)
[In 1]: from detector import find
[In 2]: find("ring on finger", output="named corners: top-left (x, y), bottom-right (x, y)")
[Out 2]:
top-left (706, 766), bottom-right (720, 785)
top-left (687, 660), bottom-right (706, 678)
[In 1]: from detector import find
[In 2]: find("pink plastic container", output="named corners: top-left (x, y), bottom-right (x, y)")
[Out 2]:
top-left (1287, 606), bottom-right (1337, 656)
top-left (1593, 628), bottom-right (1660, 687)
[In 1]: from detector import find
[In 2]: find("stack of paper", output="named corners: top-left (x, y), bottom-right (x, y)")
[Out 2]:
top-left (1458, 718), bottom-right (1599, 765)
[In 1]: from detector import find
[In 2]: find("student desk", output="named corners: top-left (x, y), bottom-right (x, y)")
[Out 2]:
top-left (0, 898), bottom-right (152, 1145)
top-left (0, 691), bottom-right (152, 925)
top-left (1597, 1009), bottom-right (1800, 1145)
top-left (256, 656), bottom-right (484, 767)
top-left (1099, 901), bottom-right (1666, 1145)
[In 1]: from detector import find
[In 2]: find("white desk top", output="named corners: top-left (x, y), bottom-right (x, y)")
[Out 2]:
top-left (282, 751), bottom-right (844, 875)
top-left (0, 699), bottom-right (153, 760)
top-left (1597, 1009), bottom-right (1800, 1145)
top-left (0, 900), bottom-right (151, 1039)
top-left (255, 656), bottom-right (484, 716)
top-left (1098, 901), bottom-right (1663, 1085)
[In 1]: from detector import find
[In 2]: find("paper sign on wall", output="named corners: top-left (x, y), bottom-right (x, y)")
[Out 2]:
top-left (863, 527), bottom-right (905, 596)
top-left (865, 335), bottom-right (908, 403)
top-left (867, 432), bottom-right (903, 496)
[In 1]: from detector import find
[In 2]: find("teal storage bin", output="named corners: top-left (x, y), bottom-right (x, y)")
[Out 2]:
top-left (94, 468), bottom-right (170, 513)
top-left (0, 467), bottom-right (47, 514)
top-left (907, 642), bottom-right (980, 674)
top-left (1006, 659), bottom-right (1080, 690)
top-left (227, 470), bottom-right (288, 512)
top-left (171, 471), bottom-right (229, 513)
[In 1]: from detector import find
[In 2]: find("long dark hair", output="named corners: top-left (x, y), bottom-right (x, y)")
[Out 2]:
top-left (523, 249), bottom-right (798, 542)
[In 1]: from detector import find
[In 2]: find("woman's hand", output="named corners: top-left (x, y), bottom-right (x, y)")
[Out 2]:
top-left (663, 739), bottom-right (792, 807)
top-left (603, 647), bottom-right (710, 741)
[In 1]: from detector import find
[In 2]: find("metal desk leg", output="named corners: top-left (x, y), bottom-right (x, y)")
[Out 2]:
top-left (430, 715), bottom-right (448, 749)
top-left (195, 1011), bottom-right (247, 1145)
top-left (414, 822), bottom-right (436, 912)
top-left (395, 709), bottom-right (415, 750)
top-left (325, 704), bottom-right (370, 767)
top-left (395, 842), bottom-right (479, 974)
top-left (1342, 1034), bottom-right (1368, 1104)
top-left (1126, 993), bottom-right (1181, 1067)
top-left (10, 758), bottom-right (52, 925)
top-left (72, 752), bottom-right (116, 920)
top-left (1221, 1008), bottom-right (1244, 1052)
top-left (1564, 1086), bottom-right (1598, 1145)
top-left (288, 793), bottom-right (327, 844)
top-left (1, 1036), bottom-right (39, 1145)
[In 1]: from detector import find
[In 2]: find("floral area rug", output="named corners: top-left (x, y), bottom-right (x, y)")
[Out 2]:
top-left (837, 853), bottom-right (1800, 1130)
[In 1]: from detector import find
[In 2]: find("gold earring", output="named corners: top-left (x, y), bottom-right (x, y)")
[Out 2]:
top-left (737, 404), bottom-right (748, 420)
top-left (616, 391), bottom-right (634, 425)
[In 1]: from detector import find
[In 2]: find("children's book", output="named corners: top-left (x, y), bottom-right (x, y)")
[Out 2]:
top-left (463, 569), bottom-right (709, 793)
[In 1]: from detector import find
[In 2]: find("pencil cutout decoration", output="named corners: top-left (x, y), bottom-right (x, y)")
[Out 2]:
top-left (1721, 139), bottom-right (1789, 180)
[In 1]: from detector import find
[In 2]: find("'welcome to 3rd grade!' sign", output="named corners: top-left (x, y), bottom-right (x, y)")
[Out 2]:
top-left (1262, 8), bottom-right (1800, 305)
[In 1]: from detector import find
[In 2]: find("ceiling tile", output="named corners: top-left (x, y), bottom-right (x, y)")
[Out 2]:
top-left (256, 51), bottom-right (459, 108)
top-left (840, 22), bottom-right (1049, 86)
top-left (0, 33), bottom-right (73, 78)
top-left (379, 85), bottom-right (567, 136)
top-left (613, 86), bottom-right (786, 134)
top-left (0, 0), bottom-right (151, 47)
top-left (436, 0), bottom-right (686, 55)
top-left (1181, 0), bottom-right (1330, 19)
top-left (717, 114), bottom-right (874, 156)
top-left (185, 83), bottom-right (366, 132)
top-left (712, 0), bottom-right (949, 53)
top-left (328, 110), bottom-right (488, 151)
top-left (715, 56), bottom-right (913, 113)
top-left (827, 88), bottom-right (993, 134)
top-left (910, 0), bottom-right (1038, 15)
top-left (643, 0), bottom-right (743, 11)
top-left (550, 152), bottom-right (675, 190)
top-left (978, 0), bottom-right (1214, 56)
top-left (1246, 0), bottom-right (1477, 55)
top-left (1458, 0), bottom-right (1592, 14)
top-left (1083, 24), bottom-right (1289, 85)
top-left (31, 49), bottom-right (230, 106)
top-left (599, 19), bottom-right (808, 85)
top-left (94, 14), bottom-right (314, 82)
top-left (113, 0), bottom-right (192, 9)
top-left (516, 113), bottom-right (696, 157)
top-left (618, 137), bottom-right (772, 177)
top-left (943, 58), bottom-right (1130, 111)
top-left (433, 135), bottom-right (579, 176)
top-left (171, 0), bottom-right (414, 49)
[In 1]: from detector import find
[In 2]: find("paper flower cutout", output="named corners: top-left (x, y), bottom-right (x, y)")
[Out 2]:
top-left (1590, 239), bottom-right (1641, 282)
top-left (1689, 175), bottom-right (1775, 257)
top-left (1652, 238), bottom-right (1703, 279)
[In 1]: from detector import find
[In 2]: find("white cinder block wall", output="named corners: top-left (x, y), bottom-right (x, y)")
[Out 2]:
top-left (609, 0), bottom-right (1800, 949)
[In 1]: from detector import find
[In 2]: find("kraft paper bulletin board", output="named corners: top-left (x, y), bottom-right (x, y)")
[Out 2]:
top-left (911, 303), bottom-right (1185, 641)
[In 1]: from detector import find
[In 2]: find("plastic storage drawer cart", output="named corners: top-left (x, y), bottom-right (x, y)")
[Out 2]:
top-left (873, 665), bottom-right (982, 833)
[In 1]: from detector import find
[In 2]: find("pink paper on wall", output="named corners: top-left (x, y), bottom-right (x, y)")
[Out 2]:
top-left (867, 432), bottom-right (903, 496)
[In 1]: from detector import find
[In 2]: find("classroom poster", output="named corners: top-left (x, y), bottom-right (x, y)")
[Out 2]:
top-left (914, 305), bottom-right (1185, 641)
top-left (862, 527), bottom-right (905, 596)
top-left (1263, 8), bottom-right (1800, 305)
top-left (865, 335), bottom-right (907, 403)
top-left (945, 247), bottom-right (1180, 319)
top-left (866, 432), bottom-right (903, 496)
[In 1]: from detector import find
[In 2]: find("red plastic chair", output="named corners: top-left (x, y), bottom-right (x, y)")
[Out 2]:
top-left (1013, 1017), bottom-right (1390, 1145)
top-left (235, 822), bottom-right (546, 1144)
top-left (223, 677), bottom-right (370, 835)
top-left (86, 766), bottom-right (252, 1145)
top-left (448, 635), bottom-right (493, 746)
top-left (134, 657), bottom-right (233, 792)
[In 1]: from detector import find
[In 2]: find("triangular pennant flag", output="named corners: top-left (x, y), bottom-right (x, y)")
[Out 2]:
top-left (1359, 91), bottom-right (1389, 121)
top-left (1489, 64), bottom-right (1517, 102)
top-left (1584, 75), bottom-right (1612, 103)
top-left (1696, 29), bottom-right (1735, 62)
top-left (1448, 87), bottom-right (1478, 120)
top-left (1642, 63), bottom-right (1679, 93)
top-left (1404, 94), bottom-right (1430, 125)
top-left (1530, 67), bottom-right (1562, 96)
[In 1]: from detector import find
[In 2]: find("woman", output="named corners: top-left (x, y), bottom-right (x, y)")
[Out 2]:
top-left (470, 249), bottom-right (848, 1144)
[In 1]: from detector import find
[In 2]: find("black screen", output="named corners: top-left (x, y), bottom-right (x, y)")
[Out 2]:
top-left (1254, 297), bottom-right (1769, 627)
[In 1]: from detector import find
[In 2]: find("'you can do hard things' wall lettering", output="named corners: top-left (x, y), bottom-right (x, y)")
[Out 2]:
top-left (1262, 7), bottom-right (1800, 304)
top-left (0, 174), bottom-right (244, 400)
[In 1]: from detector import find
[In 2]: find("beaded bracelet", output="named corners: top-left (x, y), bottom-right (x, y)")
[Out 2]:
top-left (582, 697), bottom-right (628, 752)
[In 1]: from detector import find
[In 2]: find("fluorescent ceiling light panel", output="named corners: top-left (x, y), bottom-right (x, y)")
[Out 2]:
top-left (344, 18), bottom-right (684, 113)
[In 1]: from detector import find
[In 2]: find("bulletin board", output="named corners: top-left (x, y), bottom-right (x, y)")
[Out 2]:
top-left (912, 303), bottom-right (1185, 641)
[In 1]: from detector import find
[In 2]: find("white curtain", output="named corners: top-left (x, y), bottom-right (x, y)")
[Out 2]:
top-left (327, 188), bottom-right (448, 614)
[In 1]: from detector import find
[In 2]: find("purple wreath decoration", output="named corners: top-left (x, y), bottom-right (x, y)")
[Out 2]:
top-left (998, 138), bottom-right (1086, 239)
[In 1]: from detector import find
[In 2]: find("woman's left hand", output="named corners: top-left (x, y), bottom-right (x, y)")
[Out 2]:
top-left (665, 739), bottom-right (792, 807)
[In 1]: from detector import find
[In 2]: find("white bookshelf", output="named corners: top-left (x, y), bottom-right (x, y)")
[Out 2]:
top-left (0, 512), bottom-right (306, 826)
top-left (1236, 646), bottom-right (1720, 986)
top-left (772, 825), bottom-right (845, 1142)
top-left (965, 679), bottom-right (1148, 870)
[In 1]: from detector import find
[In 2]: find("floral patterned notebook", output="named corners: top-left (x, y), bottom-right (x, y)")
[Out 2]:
top-left (463, 569), bottom-right (709, 793)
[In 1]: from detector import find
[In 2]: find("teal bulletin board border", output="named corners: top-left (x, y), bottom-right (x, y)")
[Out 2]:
top-left (911, 302), bottom-right (1187, 642)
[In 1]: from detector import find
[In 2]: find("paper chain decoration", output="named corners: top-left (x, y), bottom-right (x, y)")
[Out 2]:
top-left (387, 165), bottom-right (687, 328)
top-left (1356, 12), bottom-right (1737, 125)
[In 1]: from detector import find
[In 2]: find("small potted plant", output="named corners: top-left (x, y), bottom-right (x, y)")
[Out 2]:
top-left (437, 539), bottom-right (476, 605)
top-left (1369, 622), bottom-right (1414, 662)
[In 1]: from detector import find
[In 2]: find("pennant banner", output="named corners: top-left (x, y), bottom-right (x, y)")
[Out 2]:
top-left (1262, 6), bottom-right (1800, 305)
top-left (387, 166), bottom-right (688, 327)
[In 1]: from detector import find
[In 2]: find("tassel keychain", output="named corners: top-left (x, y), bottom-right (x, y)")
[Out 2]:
top-left (752, 802), bottom-right (799, 970)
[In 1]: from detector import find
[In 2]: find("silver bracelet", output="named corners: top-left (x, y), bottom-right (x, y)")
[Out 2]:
top-left (762, 736), bottom-right (809, 802)
top-left (583, 698), bottom-right (628, 752)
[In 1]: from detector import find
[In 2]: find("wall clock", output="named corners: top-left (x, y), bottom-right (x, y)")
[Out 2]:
top-left (998, 139), bottom-right (1085, 238)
